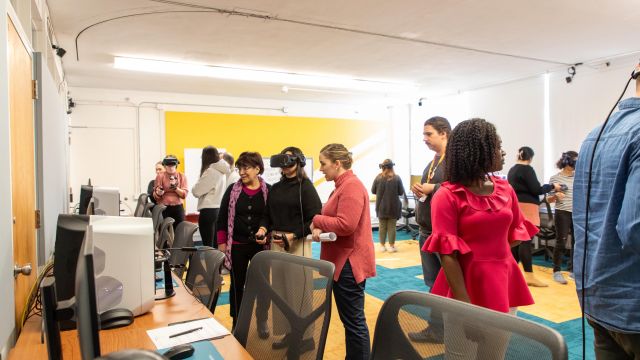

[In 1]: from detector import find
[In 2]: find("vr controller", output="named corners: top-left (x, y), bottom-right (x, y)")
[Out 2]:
top-left (272, 232), bottom-right (290, 252)
top-left (559, 184), bottom-right (569, 192)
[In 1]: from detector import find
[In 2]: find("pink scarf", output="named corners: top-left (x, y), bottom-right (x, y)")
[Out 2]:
top-left (223, 177), bottom-right (269, 269)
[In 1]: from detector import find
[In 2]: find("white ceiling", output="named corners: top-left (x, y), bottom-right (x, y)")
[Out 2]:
top-left (48, 0), bottom-right (640, 103)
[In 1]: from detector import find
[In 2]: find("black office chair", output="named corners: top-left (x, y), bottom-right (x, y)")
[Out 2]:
top-left (184, 247), bottom-right (225, 314)
top-left (168, 222), bottom-right (198, 278)
top-left (397, 193), bottom-right (419, 239)
top-left (156, 217), bottom-right (175, 249)
top-left (370, 291), bottom-right (567, 360)
top-left (538, 198), bottom-right (557, 261)
top-left (141, 203), bottom-right (154, 218)
top-left (151, 204), bottom-right (166, 247)
top-left (234, 251), bottom-right (335, 360)
top-left (133, 193), bottom-right (149, 217)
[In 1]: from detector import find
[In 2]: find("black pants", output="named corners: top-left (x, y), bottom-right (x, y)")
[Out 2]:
top-left (589, 319), bottom-right (640, 359)
top-left (162, 204), bottom-right (185, 230)
top-left (553, 209), bottom-right (574, 272)
top-left (334, 260), bottom-right (370, 360)
top-left (198, 208), bottom-right (219, 248)
top-left (229, 243), bottom-right (269, 327)
top-left (512, 240), bottom-right (533, 272)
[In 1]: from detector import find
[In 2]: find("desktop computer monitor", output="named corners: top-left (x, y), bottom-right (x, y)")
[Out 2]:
top-left (75, 225), bottom-right (101, 360)
top-left (92, 187), bottom-right (120, 216)
top-left (79, 185), bottom-right (93, 215)
top-left (53, 215), bottom-right (90, 306)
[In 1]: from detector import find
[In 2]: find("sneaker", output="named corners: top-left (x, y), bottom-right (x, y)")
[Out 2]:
top-left (553, 271), bottom-right (567, 285)
top-left (568, 272), bottom-right (575, 280)
top-left (388, 246), bottom-right (398, 253)
top-left (380, 245), bottom-right (387, 252)
top-left (408, 327), bottom-right (444, 343)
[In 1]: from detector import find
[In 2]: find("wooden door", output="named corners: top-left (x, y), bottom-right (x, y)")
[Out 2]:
top-left (8, 16), bottom-right (37, 331)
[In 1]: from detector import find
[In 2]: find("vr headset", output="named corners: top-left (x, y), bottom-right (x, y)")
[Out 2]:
top-left (270, 153), bottom-right (306, 168)
top-left (162, 156), bottom-right (180, 167)
top-left (379, 161), bottom-right (395, 169)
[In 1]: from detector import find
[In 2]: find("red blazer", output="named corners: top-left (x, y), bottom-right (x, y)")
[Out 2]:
top-left (313, 170), bottom-right (376, 283)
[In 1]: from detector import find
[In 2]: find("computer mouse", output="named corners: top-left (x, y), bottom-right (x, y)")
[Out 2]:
top-left (99, 308), bottom-right (134, 330)
top-left (162, 343), bottom-right (195, 360)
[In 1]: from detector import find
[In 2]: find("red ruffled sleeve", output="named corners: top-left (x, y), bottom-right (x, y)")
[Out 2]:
top-left (422, 233), bottom-right (472, 255)
top-left (507, 185), bottom-right (539, 243)
top-left (509, 219), bottom-right (539, 243)
top-left (420, 186), bottom-right (473, 255)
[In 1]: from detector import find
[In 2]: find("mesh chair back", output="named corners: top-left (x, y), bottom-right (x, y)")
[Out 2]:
top-left (156, 217), bottom-right (175, 249)
top-left (234, 251), bottom-right (335, 360)
top-left (151, 204), bottom-right (166, 232)
top-left (184, 247), bottom-right (225, 313)
top-left (133, 194), bottom-right (148, 217)
top-left (169, 221), bottom-right (198, 277)
top-left (370, 291), bottom-right (567, 360)
top-left (151, 204), bottom-right (166, 246)
top-left (142, 203), bottom-right (154, 218)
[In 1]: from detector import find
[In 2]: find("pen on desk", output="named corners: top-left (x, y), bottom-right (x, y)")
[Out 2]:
top-left (168, 317), bottom-right (208, 326)
top-left (168, 326), bottom-right (202, 338)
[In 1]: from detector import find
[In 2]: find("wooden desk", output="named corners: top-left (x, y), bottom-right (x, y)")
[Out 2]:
top-left (9, 274), bottom-right (252, 359)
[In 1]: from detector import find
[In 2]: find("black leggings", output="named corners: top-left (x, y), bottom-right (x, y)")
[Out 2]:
top-left (553, 210), bottom-right (574, 272)
top-left (198, 208), bottom-right (219, 248)
top-left (162, 204), bottom-right (185, 230)
top-left (512, 240), bottom-right (533, 272)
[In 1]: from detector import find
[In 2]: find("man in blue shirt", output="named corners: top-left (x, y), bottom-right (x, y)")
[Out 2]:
top-left (573, 64), bottom-right (640, 359)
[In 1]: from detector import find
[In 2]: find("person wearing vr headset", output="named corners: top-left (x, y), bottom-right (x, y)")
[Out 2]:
top-left (153, 155), bottom-right (188, 228)
top-left (507, 146), bottom-right (561, 287)
top-left (311, 143), bottom-right (376, 360)
top-left (216, 152), bottom-right (271, 334)
top-left (371, 159), bottom-right (404, 252)
top-left (546, 151), bottom-right (578, 285)
top-left (255, 146), bottom-right (322, 352)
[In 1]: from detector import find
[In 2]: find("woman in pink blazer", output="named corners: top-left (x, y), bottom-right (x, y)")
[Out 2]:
top-left (311, 143), bottom-right (376, 360)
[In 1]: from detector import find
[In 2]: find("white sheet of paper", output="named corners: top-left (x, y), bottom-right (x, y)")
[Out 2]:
top-left (146, 317), bottom-right (230, 349)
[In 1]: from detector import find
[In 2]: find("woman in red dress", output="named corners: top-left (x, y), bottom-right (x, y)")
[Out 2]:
top-left (422, 118), bottom-right (537, 359)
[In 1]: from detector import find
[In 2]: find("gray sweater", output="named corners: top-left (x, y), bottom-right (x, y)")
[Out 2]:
top-left (371, 174), bottom-right (405, 219)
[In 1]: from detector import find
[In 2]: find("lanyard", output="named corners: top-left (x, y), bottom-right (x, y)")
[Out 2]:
top-left (427, 154), bottom-right (445, 183)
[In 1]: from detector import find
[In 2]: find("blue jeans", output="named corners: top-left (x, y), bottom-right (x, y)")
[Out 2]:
top-left (419, 233), bottom-right (441, 288)
top-left (333, 260), bottom-right (370, 360)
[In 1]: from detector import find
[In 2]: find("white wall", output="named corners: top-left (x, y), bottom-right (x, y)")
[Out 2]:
top-left (37, 53), bottom-right (70, 262)
top-left (68, 87), bottom-right (392, 207)
top-left (408, 76), bottom-right (546, 182)
top-left (0, 0), bottom-right (17, 356)
top-left (549, 55), bottom-right (639, 166)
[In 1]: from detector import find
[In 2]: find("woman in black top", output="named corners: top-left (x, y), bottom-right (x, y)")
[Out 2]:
top-left (146, 161), bottom-right (164, 205)
top-left (216, 152), bottom-right (271, 332)
top-left (371, 159), bottom-right (404, 252)
top-left (507, 146), bottom-right (560, 287)
top-left (256, 146), bottom-right (322, 351)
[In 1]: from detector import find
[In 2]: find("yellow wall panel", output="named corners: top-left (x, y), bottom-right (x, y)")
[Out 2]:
top-left (165, 111), bottom-right (378, 172)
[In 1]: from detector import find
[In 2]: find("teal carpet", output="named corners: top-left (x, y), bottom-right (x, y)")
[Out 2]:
top-left (211, 230), bottom-right (594, 359)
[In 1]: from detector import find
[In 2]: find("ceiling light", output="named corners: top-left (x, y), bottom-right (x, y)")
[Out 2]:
top-left (113, 57), bottom-right (417, 93)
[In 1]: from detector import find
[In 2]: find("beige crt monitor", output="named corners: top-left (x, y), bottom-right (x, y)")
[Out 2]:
top-left (89, 215), bottom-right (155, 316)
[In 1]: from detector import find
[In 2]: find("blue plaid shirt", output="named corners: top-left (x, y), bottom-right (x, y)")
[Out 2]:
top-left (573, 97), bottom-right (640, 333)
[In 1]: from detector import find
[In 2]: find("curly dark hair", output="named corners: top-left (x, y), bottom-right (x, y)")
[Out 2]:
top-left (444, 118), bottom-right (502, 184)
